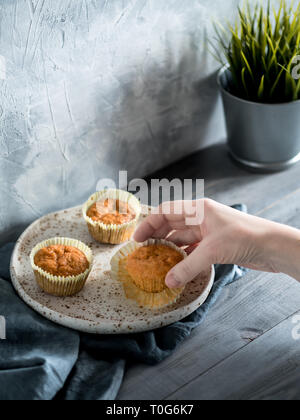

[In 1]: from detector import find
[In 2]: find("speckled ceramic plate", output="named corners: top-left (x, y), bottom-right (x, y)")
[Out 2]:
top-left (10, 204), bottom-right (215, 334)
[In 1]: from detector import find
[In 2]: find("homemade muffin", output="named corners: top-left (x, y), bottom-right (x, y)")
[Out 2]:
top-left (126, 244), bottom-right (184, 293)
top-left (87, 198), bottom-right (136, 226)
top-left (110, 239), bottom-right (186, 309)
top-left (34, 245), bottom-right (89, 277)
top-left (30, 238), bottom-right (93, 297)
top-left (83, 189), bottom-right (141, 245)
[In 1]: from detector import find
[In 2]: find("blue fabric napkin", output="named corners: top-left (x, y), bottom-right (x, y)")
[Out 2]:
top-left (0, 205), bottom-right (248, 400)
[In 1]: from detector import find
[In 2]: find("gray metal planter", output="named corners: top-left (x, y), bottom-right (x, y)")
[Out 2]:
top-left (218, 66), bottom-right (300, 171)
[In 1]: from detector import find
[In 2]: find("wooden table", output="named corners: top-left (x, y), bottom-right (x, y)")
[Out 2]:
top-left (117, 143), bottom-right (300, 401)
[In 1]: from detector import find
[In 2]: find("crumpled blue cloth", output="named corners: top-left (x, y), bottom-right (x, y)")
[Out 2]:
top-left (0, 205), bottom-right (248, 400)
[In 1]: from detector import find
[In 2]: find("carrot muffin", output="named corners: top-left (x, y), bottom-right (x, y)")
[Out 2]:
top-left (34, 245), bottom-right (89, 277)
top-left (126, 244), bottom-right (184, 293)
top-left (83, 189), bottom-right (141, 245)
top-left (87, 199), bottom-right (136, 226)
top-left (30, 238), bottom-right (93, 297)
top-left (110, 239), bottom-right (187, 309)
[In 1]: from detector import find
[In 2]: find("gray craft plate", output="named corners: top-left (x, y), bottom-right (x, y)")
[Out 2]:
top-left (10, 204), bottom-right (214, 334)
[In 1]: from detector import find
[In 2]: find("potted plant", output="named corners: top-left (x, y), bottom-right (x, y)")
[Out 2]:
top-left (214, 0), bottom-right (300, 171)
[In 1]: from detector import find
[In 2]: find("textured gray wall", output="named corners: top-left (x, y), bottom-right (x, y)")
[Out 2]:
top-left (0, 0), bottom-right (265, 244)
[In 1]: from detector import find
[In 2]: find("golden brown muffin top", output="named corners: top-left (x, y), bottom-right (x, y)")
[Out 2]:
top-left (126, 244), bottom-right (184, 292)
top-left (87, 198), bottom-right (136, 225)
top-left (34, 245), bottom-right (89, 277)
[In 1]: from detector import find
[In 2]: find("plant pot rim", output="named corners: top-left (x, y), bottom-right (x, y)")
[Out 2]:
top-left (217, 64), bottom-right (300, 107)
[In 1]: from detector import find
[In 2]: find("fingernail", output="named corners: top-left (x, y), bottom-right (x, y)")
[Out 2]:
top-left (166, 272), bottom-right (182, 289)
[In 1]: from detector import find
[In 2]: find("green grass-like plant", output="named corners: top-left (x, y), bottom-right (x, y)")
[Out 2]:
top-left (213, 0), bottom-right (300, 103)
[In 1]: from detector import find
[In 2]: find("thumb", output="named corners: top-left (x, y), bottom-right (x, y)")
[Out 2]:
top-left (166, 242), bottom-right (212, 288)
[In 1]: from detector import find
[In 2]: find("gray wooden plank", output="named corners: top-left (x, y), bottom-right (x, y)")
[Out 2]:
top-left (204, 167), bottom-right (300, 216)
top-left (166, 311), bottom-right (300, 400)
top-left (144, 144), bottom-right (244, 189)
top-left (145, 143), bottom-right (300, 215)
top-left (255, 187), bottom-right (300, 225)
top-left (117, 272), bottom-right (300, 400)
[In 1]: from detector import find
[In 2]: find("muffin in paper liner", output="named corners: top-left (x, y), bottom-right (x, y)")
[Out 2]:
top-left (82, 189), bottom-right (142, 245)
top-left (30, 237), bottom-right (93, 297)
top-left (110, 239), bottom-right (187, 309)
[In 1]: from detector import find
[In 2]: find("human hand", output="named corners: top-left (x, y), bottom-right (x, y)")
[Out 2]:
top-left (134, 199), bottom-right (300, 288)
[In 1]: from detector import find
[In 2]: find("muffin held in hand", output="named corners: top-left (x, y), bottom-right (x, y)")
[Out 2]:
top-left (127, 244), bottom-right (184, 293)
top-left (111, 239), bottom-right (187, 309)
top-left (30, 238), bottom-right (93, 297)
top-left (83, 189), bottom-right (141, 245)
